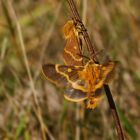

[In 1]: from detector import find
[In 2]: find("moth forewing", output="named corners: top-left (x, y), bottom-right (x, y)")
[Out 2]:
top-left (63, 20), bottom-right (83, 66)
top-left (56, 65), bottom-right (83, 81)
top-left (88, 61), bottom-right (116, 92)
top-left (63, 36), bottom-right (83, 66)
top-left (42, 64), bottom-right (87, 91)
top-left (101, 61), bottom-right (116, 84)
top-left (42, 64), bottom-right (88, 102)
top-left (56, 65), bottom-right (90, 92)
top-left (42, 64), bottom-right (68, 87)
top-left (104, 61), bottom-right (117, 84)
top-left (63, 20), bottom-right (74, 39)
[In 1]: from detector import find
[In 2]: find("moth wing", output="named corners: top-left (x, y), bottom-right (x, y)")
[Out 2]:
top-left (42, 64), bottom-right (68, 87)
top-left (64, 86), bottom-right (88, 102)
top-left (63, 20), bottom-right (74, 39)
top-left (101, 61), bottom-right (116, 84)
top-left (56, 65), bottom-right (88, 92)
top-left (63, 33), bottom-right (83, 66)
top-left (91, 61), bottom-right (116, 92)
top-left (103, 61), bottom-right (117, 84)
top-left (63, 20), bottom-right (83, 66)
top-left (56, 65), bottom-right (83, 81)
top-left (64, 87), bottom-right (103, 104)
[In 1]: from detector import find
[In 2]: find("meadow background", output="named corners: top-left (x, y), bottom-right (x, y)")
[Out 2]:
top-left (0, 0), bottom-right (140, 140)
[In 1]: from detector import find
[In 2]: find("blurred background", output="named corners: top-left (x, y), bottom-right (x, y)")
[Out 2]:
top-left (0, 0), bottom-right (140, 140)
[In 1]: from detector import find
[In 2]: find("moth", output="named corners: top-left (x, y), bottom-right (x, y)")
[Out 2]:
top-left (42, 20), bottom-right (116, 109)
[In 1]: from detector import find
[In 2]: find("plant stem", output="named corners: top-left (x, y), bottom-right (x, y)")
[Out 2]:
top-left (67, 0), bottom-right (124, 139)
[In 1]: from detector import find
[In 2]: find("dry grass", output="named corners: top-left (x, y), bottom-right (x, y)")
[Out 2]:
top-left (0, 0), bottom-right (140, 140)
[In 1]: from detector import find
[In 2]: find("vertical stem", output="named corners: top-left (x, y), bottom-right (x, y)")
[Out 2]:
top-left (75, 104), bottom-right (80, 140)
top-left (104, 85), bottom-right (124, 140)
top-left (67, 0), bottom-right (124, 140)
top-left (67, 0), bottom-right (98, 62)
